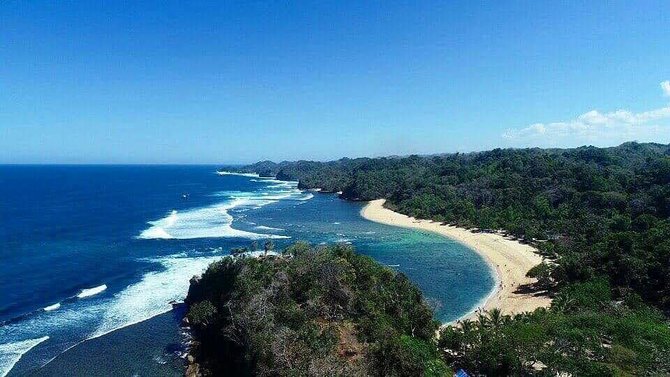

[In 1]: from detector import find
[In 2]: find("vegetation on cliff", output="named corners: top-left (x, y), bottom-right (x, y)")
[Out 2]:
top-left (233, 143), bottom-right (670, 313)
top-left (225, 142), bottom-right (670, 375)
top-left (185, 243), bottom-right (449, 376)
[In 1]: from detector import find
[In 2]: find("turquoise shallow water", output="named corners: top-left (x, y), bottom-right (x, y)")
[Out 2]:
top-left (0, 166), bottom-right (493, 376)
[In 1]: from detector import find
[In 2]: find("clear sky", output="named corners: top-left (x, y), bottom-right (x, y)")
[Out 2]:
top-left (2, 1), bottom-right (669, 164)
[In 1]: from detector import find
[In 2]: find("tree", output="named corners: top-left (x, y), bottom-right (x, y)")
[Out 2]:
top-left (185, 243), bottom-right (443, 376)
top-left (526, 262), bottom-right (554, 291)
top-left (263, 239), bottom-right (274, 257)
top-left (187, 300), bottom-right (217, 328)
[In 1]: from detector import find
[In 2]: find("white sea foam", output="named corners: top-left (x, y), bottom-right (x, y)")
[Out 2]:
top-left (165, 210), bottom-right (178, 226)
top-left (238, 250), bottom-right (280, 258)
top-left (138, 203), bottom-right (290, 240)
top-left (255, 225), bottom-right (285, 231)
top-left (0, 336), bottom-right (49, 377)
top-left (298, 193), bottom-right (314, 200)
top-left (43, 303), bottom-right (61, 312)
top-left (90, 255), bottom-right (220, 339)
top-left (260, 178), bottom-right (299, 184)
top-left (0, 177), bottom-right (314, 374)
top-left (0, 302), bottom-right (108, 373)
top-left (216, 171), bottom-right (260, 178)
top-left (0, 255), bottom-right (231, 373)
top-left (267, 182), bottom-right (293, 189)
top-left (77, 285), bottom-right (107, 299)
top-left (139, 226), bottom-right (174, 239)
top-left (139, 178), bottom-right (312, 240)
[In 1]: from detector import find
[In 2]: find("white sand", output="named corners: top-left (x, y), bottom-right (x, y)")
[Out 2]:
top-left (360, 199), bottom-right (551, 324)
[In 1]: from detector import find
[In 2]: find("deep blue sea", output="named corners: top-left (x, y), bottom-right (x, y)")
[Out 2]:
top-left (0, 165), bottom-right (494, 376)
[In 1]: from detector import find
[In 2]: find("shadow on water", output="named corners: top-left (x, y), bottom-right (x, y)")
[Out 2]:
top-left (26, 310), bottom-right (186, 377)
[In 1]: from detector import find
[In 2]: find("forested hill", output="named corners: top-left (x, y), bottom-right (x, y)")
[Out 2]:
top-left (231, 142), bottom-right (670, 315)
top-left (213, 142), bottom-right (670, 375)
top-left (184, 244), bottom-right (448, 376)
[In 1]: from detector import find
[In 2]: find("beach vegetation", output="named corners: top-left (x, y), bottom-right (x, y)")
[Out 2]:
top-left (439, 280), bottom-right (670, 376)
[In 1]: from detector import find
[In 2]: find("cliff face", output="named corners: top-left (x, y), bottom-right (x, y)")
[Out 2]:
top-left (183, 243), bottom-right (448, 376)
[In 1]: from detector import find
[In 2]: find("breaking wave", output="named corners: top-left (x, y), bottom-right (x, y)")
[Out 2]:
top-left (0, 336), bottom-right (49, 377)
top-left (90, 255), bottom-right (220, 339)
top-left (138, 175), bottom-right (312, 240)
top-left (216, 171), bottom-right (259, 178)
top-left (0, 254), bottom-right (225, 375)
top-left (138, 204), bottom-right (289, 240)
top-left (42, 303), bottom-right (60, 312)
top-left (76, 285), bottom-right (107, 299)
top-left (255, 225), bottom-right (284, 231)
top-left (0, 172), bottom-right (317, 375)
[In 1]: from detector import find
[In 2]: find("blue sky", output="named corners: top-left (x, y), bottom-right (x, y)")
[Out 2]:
top-left (1, 1), bottom-right (669, 163)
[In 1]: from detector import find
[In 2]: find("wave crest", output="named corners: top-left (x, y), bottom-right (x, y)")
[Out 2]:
top-left (90, 255), bottom-right (220, 339)
top-left (43, 303), bottom-right (61, 312)
top-left (0, 336), bottom-right (49, 377)
top-left (139, 177), bottom-right (312, 240)
top-left (216, 171), bottom-right (260, 178)
top-left (76, 285), bottom-right (107, 299)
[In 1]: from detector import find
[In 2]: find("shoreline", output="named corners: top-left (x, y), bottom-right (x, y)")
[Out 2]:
top-left (360, 199), bottom-right (551, 325)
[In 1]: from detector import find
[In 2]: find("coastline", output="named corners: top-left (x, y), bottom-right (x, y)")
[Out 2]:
top-left (360, 199), bottom-right (551, 324)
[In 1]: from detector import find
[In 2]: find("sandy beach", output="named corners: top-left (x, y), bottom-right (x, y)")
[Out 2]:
top-left (360, 199), bottom-right (551, 324)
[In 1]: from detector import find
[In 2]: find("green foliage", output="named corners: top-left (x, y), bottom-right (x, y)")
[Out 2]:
top-left (526, 262), bottom-right (554, 290)
top-left (187, 300), bottom-right (217, 327)
top-left (439, 303), bottom-right (670, 376)
top-left (185, 244), bottom-right (443, 376)
top-left (370, 335), bottom-right (450, 377)
top-left (554, 278), bottom-right (612, 312)
top-left (233, 142), bottom-right (670, 374)
top-left (236, 143), bottom-right (670, 313)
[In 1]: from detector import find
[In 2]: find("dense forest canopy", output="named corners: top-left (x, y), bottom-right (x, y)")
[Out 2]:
top-left (205, 143), bottom-right (670, 375)
top-left (187, 245), bottom-right (670, 376)
top-left (232, 142), bottom-right (670, 314)
top-left (185, 244), bottom-right (448, 376)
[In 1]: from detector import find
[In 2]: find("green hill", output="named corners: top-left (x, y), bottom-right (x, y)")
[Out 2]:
top-left (218, 142), bottom-right (670, 375)
top-left (184, 243), bottom-right (449, 376)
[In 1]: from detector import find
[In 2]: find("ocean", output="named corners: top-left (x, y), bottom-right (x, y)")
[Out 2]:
top-left (0, 165), bottom-right (494, 376)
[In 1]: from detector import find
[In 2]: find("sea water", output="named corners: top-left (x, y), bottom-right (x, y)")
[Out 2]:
top-left (0, 165), bottom-right (493, 376)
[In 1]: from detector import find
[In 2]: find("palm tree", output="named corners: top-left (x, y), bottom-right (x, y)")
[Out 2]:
top-left (459, 319), bottom-right (474, 333)
top-left (487, 308), bottom-right (504, 329)
top-left (459, 319), bottom-right (475, 350)
top-left (551, 293), bottom-right (575, 313)
top-left (476, 312), bottom-right (489, 329)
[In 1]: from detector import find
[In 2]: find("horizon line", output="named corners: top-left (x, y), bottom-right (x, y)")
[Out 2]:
top-left (1, 140), bottom-right (663, 166)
